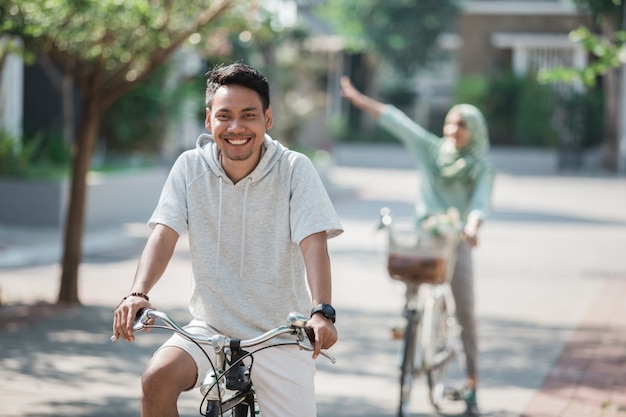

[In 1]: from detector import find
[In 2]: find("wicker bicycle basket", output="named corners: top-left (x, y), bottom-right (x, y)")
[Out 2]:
top-left (386, 224), bottom-right (458, 285)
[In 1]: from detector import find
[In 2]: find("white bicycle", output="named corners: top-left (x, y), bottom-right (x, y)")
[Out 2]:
top-left (131, 309), bottom-right (335, 416)
top-left (379, 207), bottom-right (465, 416)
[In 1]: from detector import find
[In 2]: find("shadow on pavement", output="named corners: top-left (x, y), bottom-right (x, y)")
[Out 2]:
top-left (0, 305), bottom-right (192, 417)
top-left (0, 302), bottom-right (612, 417)
top-left (335, 196), bottom-right (626, 227)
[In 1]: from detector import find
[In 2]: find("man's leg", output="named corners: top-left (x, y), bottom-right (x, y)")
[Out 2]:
top-left (250, 345), bottom-right (316, 417)
top-left (141, 346), bottom-right (197, 417)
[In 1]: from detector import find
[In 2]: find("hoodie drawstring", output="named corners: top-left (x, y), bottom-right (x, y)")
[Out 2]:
top-left (239, 178), bottom-right (252, 274)
top-left (216, 175), bottom-right (251, 278)
top-left (216, 177), bottom-right (223, 278)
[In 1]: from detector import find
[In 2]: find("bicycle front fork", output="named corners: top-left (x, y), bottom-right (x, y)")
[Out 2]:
top-left (400, 307), bottom-right (423, 371)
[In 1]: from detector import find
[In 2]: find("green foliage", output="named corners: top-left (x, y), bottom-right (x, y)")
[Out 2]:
top-left (1, 0), bottom-right (237, 158)
top-left (539, 0), bottom-right (624, 88)
top-left (537, 26), bottom-right (626, 88)
top-left (102, 60), bottom-right (211, 156)
top-left (317, 0), bottom-right (461, 76)
top-left (571, 0), bottom-right (624, 20)
top-left (1, 1), bottom-right (227, 79)
top-left (0, 131), bottom-right (33, 176)
top-left (198, 4), bottom-right (331, 147)
top-left (0, 130), bottom-right (70, 178)
top-left (0, 0), bottom-right (237, 118)
top-left (456, 73), bottom-right (602, 148)
top-left (456, 73), bottom-right (524, 145)
top-left (453, 76), bottom-right (489, 105)
top-left (563, 84), bottom-right (605, 148)
top-left (102, 65), bottom-right (166, 154)
top-left (514, 78), bottom-right (559, 147)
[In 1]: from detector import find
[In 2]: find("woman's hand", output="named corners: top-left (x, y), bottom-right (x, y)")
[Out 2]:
top-left (340, 76), bottom-right (359, 101)
top-left (462, 217), bottom-right (482, 247)
top-left (339, 76), bottom-right (385, 118)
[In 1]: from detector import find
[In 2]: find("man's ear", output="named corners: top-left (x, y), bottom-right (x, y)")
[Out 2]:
top-left (265, 106), bottom-right (273, 130)
top-left (205, 107), bottom-right (211, 132)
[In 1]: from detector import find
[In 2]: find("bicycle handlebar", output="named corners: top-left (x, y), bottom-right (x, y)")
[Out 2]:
top-left (132, 309), bottom-right (336, 363)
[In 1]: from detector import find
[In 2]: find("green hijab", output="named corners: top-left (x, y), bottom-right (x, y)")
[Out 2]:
top-left (436, 104), bottom-right (490, 180)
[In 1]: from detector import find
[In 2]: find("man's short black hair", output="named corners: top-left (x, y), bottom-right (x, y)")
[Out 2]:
top-left (205, 63), bottom-right (270, 111)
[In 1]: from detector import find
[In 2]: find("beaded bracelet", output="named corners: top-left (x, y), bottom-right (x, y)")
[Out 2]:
top-left (113, 292), bottom-right (150, 311)
top-left (127, 292), bottom-right (149, 301)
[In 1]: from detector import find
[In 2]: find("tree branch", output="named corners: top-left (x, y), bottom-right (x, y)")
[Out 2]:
top-left (102, 0), bottom-right (233, 109)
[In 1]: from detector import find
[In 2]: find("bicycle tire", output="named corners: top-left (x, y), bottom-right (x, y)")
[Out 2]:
top-left (398, 309), bottom-right (419, 417)
top-left (423, 292), bottom-right (455, 409)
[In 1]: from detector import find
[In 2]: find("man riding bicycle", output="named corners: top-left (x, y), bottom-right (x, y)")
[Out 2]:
top-left (112, 63), bottom-right (344, 417)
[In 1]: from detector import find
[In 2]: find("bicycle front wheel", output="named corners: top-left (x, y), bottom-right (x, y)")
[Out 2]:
top-left (423, 292), bottom-right (456, 409)
top-left (398, 309), bottom-right (420, 417)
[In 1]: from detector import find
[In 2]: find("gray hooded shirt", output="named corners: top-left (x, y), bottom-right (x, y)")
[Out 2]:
top-left (149, 133), bottom-right (343, 339)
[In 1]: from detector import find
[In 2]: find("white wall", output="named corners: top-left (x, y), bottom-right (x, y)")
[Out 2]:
top-left (0, 37), bottom-right (23, 139)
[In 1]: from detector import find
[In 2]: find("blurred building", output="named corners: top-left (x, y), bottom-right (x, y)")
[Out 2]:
top-left (460, 1), bottom-right (588, 77)
top-left (423, 0), bottom-right (589, 134)
top-left (290, 0), bottom-right (614, 172)
top-left (293, 0), bottom-right (592, 148)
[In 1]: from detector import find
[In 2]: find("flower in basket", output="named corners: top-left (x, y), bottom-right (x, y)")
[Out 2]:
top-left (420, 208), bottom-right (461, 238)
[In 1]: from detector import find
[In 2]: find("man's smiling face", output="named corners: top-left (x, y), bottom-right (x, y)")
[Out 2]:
top-left (205, 84), bottom-right (273, 166)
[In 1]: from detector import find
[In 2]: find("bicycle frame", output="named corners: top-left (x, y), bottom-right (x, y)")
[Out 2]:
top-left (132, 309), bottom-right (335, 417)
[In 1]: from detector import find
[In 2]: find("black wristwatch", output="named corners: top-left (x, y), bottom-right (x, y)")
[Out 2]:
top-left (310, 303), bottom-right (336, 323)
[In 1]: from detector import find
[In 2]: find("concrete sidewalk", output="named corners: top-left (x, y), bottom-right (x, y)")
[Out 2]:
top-left (522, 278), bottom-right (626, 417)
top-left (0, 145), bottom-right (621, 270)
top-left (1, 145), bottom-right (625, 417)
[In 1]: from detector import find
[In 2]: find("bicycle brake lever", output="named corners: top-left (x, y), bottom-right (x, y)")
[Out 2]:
top-left (322, 351), bottom-right (337, 364)
top-left (296, 339), bottom-right (337, 364)
top-left (297, 329), bottom-right (337, 364)
top-left (132, 308), bottom-right (151, 332)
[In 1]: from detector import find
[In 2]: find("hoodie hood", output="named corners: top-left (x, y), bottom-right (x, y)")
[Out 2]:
top-left (195, 132), bottom-right (287, 185)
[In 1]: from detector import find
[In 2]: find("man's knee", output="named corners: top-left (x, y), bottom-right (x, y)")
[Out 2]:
top-left (142, 347), bottom-right (197, 397)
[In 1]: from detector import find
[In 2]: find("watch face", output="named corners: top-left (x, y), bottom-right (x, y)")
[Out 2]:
top-left (322, 304), bottom-right (336, 317)
top-left (311, 304), bottom-right (336, 323)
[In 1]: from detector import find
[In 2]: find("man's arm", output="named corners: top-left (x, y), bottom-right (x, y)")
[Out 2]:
top-left (112, 223), bottom-right (179, 342)
top-left (300, 231), bottom-right (337, 359)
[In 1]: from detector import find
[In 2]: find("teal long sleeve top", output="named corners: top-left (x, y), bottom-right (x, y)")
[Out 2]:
top-left (378, 105), bottom-right (495, 225)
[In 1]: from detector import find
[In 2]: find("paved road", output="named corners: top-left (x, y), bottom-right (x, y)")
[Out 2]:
top-left (1, 145), bottom-right (625, 416)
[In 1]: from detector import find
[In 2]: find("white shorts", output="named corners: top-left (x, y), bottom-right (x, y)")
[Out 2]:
top-left (158, 319), bottom-right (317, 417)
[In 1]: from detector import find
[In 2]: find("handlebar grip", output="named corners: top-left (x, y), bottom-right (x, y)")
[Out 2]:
top-left (136, 307), bottom-right (147, 319)
top-left (304, 327), bottom-right (315, 344)
top-left (132, 308), bottom-right (153, 332)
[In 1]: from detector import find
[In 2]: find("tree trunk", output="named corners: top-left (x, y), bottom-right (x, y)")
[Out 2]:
top-left (57, 93), bottom-right (102, 305)
top-left (603, 68), bottom-right (620, 172)
top-left (61, 73), bottom-right (75, 146)
top-left (602, 16), bottom-right (620, 172)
